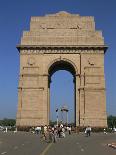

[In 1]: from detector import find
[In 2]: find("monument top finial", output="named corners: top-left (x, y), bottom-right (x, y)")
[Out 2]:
top-left (56, 11), bottom-right (71, 16)
top-left (46, 11), bottom-right (79, 17)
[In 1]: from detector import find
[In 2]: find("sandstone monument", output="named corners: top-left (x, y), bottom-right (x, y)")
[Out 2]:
top-left (16, 11), bottom-right (107, 127)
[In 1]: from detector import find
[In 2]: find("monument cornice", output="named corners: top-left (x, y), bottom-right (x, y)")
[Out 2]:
top-left (78, 87), bottom-right (106, 91)
top-left (18, 87), bottom-right (44, 90)
top-left (17, 45), bottom-right (108, 53)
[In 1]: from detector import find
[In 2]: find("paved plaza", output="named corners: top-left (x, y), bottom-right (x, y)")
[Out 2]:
top-left (0, 132), bottom-right (116, 155)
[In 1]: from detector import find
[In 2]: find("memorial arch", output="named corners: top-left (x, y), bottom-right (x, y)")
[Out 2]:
top-left (16, 11), bottom-right (107, 127)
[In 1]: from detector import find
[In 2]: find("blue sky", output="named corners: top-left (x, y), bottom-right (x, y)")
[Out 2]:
top-left (0, 0), bottom-right (116, 121)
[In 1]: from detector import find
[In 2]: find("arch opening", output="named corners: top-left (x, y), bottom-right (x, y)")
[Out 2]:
top-left (48, 60), bottom-right (76, 126)
top-left (48, 60), bottom-right (76, 77)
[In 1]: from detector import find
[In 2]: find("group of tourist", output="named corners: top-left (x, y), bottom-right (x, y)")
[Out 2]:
top-left (33, 124), bottom-right (93, 143)
top-left (34, 124), bottom-right (72, 143)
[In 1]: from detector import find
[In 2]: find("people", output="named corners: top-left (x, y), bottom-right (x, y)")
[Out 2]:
top-left (103, 128), bottom-right (107, 134)
top-left (4, 127), bottom-right (7, 133)
top-left (60, 123), bottom-right (63, 128)
top-left (85, 126), bottom-right (91, 137)
top-left (57, 125), bottom-right (61, 138)
top-left (53, 128), bottom-right (57, 143)
top-left (44, 125), bottom-right (48, 140)
top-left (47, 126), bottom-right (57, 143)
top-left (40, 126), bottom-right (45, 140)
top-left (48, 127), bottom-right (53, 142)
top-left (35, 126), bottom-right (41, 134)
top-left (40, 123), bottom-right (68, 143)
top-left (68, 126), bottom-right (71, 135)
top-left (14, 127), bottom-right (17, 133)
top-left (60, 127), bottom-right (65, 138)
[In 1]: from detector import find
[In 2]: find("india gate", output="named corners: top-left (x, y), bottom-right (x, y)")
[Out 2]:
top-left (16, 11), bottom-right (107, 127)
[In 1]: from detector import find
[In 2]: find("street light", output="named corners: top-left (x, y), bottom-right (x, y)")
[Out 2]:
top-left (56, 108), bottom-right (58, 126)
top-left (61, 106), bottom-right (69, 126)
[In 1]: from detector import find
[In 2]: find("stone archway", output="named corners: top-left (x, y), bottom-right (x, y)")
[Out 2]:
top-left (16, 11), bottom-right (107, 128)
top-left (48, 59), bottom-right (77, 126)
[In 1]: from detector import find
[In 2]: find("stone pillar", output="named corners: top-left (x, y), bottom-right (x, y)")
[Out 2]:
top-left (75, 75), bottom-right (80, 126)
top-left (16, 88), bottom-right (22, 126)
top-left (79, 88), bottom-right (85, 126)
top-left (48, 79), bottom-right (50, 124)
top-left (16, 74), bottom-right (23, 126)
top-left (42, 74), bottom-right (49, 125)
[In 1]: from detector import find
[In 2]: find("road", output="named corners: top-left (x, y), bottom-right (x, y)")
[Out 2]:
top-left (0, 131), bottom-right (47, 155)
top-left (0, 132), bottom-right (115, 155)
top-left (45, 133), bottom-right (116, 155)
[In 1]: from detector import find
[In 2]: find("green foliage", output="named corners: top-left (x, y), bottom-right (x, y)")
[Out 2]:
top-left (0, 118), bottom-right (16, 126)
top-left (107, 115), bottom-right (116, 129)
top-left (49, 120), bottom-right (57, 127)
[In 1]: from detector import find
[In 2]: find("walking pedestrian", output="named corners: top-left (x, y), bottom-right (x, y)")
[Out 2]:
top-left (68, 126), bottom-right (71, 135)
top-left (85, 126), bottom-right (91, 137)
top-left (53, 128), bottom-right (57, 143)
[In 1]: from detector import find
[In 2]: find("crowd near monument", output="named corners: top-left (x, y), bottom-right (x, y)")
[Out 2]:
top-left (16, 11), bottom-right (107, 128)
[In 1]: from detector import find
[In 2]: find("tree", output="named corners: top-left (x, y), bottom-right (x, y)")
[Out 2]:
top-left (0, 118), bottom-right (16, 126)
top-left (107, 115), bottom-right (116, 129)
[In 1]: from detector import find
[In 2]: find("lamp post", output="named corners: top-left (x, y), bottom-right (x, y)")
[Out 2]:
top-left (66, 109), bottom-right (69, 126)
top-left (56, 108), bottom-right (58, 126)
top-left (61, 106), bottom-right (69, 126)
